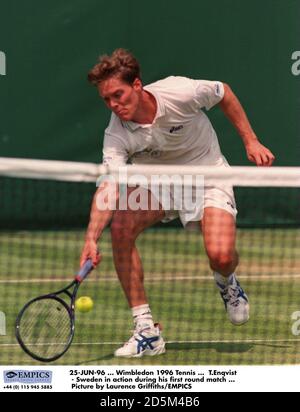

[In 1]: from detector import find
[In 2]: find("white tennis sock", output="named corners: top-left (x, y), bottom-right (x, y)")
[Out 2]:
top-left (132, 304), bottom-right (154, 331)
top-left (214, 271), bottom-right (236, 287)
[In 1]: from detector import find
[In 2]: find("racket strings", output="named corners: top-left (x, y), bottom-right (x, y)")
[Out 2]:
top-left (18, 298), bottom-right (72, 359)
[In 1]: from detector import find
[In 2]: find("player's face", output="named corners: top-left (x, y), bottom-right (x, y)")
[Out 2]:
top-left (98, 76), bottom-right (142, 121)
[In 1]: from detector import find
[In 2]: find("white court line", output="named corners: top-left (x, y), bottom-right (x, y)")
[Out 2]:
top-left (1, 274), bottom-right (300, 284)
top-left (0, 338), bottom-right (299, 347)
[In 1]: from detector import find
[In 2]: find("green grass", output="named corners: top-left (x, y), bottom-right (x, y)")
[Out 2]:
top-left (0, 228), bottom-right (299, 365)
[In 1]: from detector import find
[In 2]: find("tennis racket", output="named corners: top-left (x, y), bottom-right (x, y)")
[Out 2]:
top-left (15, 259), bottom-right (94, 362)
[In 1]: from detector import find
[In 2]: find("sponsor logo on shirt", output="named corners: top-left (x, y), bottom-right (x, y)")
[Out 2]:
top-left (133, 148), bottom-right (161, 159)
top-left (169, 125), bottom-right (184, 133)
top-left (215, 83), bottom-right (222, 97)
top-left (103, 156), bottom-right (113, 165)
top-left (226, 201), bottom-right (235, 210)
top-left (150, 150), bottom-right (161, 158)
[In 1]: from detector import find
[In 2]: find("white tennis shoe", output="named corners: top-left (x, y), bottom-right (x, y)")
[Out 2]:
top-left (114, 323), bottom-right (166, 358)
top-left (214, 273), bottom-right (250, 325)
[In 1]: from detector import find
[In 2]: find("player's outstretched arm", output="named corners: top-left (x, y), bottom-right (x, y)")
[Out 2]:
top-left (80, 181), bottom-right (119, 267)
top-left (219, 83), bottom-right (275, 166)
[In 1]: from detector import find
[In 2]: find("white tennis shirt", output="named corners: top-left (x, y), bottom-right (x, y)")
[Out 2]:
top-left (102, 76), bottom-right (226, 167)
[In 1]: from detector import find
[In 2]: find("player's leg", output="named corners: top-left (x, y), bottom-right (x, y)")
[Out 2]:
top-left (110, 187), bottom-right (166, 357)
top-left (202, 207), bottom-right (238, 275)
top-left (201, 207), bottom-right (249, 325)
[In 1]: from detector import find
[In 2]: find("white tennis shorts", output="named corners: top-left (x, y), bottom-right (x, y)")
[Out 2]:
top-left (152, 157), bottom-right (238, 227)
top-left (161, 184), bottom-right (237, 227)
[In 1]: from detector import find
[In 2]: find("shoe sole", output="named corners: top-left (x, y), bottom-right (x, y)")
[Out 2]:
top-left (115, 343), bottom-right (166, 358)
top-left (230, 316), bottom-right (250, 326)
top-left (228, 303), bottom-right (250, 326)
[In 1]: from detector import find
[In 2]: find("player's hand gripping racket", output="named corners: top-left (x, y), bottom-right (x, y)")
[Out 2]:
top-left (15, 259), bottom-right (94, 362)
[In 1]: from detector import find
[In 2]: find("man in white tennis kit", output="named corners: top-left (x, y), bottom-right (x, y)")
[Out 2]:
top-left (81, 49), bottom-right (275, 358)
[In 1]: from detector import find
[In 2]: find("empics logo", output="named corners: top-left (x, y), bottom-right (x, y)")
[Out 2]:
top-left (0, 51), bottom-right (6, 76)
top-left (291, 51), bottom-right (300, 76)
top-left (4, 370), bottom-right (52, 384)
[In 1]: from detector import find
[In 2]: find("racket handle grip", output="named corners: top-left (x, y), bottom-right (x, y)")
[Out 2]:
top-left (76, 259), bottom-right (94, 282)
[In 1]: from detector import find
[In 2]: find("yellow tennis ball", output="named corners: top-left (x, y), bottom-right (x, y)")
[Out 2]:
top-left (75, 296), bottom-right (94, 313)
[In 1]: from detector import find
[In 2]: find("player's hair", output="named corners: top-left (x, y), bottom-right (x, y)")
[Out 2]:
top-left (88, 48), bottom-right (141, 86)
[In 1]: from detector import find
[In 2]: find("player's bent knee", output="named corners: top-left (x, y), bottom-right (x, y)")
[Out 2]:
top-left (208, 252), bottom-right (236, 273)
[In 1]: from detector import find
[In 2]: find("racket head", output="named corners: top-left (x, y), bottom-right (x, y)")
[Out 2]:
top-left (16, 295), bottom-right (75, 362)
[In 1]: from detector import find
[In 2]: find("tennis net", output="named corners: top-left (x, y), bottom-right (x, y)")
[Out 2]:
top-left (0, 157), bottom-right (299, 365)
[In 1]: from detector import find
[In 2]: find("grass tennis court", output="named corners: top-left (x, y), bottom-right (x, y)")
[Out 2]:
top-left (0, 227), bottom-right (299, 365)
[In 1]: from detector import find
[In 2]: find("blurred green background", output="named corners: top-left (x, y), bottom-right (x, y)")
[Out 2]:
top-left (0, 0), bottom-right (299, 165)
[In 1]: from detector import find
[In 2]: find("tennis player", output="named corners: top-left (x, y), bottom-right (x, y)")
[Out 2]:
top-left (80, 49), bottom-right (275, 358)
